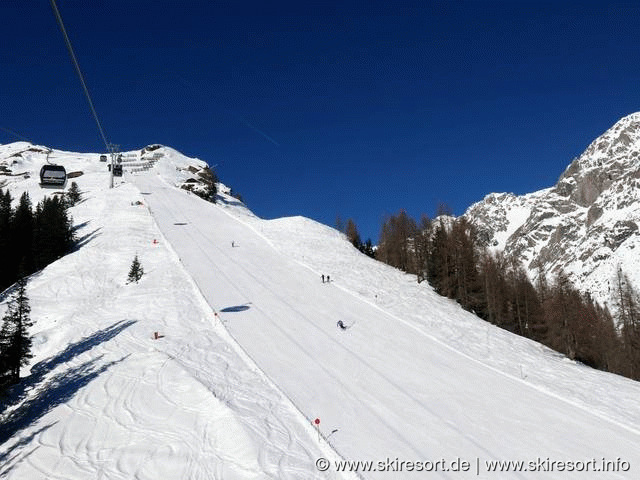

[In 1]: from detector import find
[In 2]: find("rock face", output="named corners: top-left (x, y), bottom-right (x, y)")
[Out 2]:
top-left (464, 113), bottom-right (640, 311)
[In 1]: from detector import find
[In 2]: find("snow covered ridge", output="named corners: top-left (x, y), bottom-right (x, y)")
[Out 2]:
top-left (464, 113), bottom-right (640, 310)
top-left (0, 142), bottom-right (212, 192)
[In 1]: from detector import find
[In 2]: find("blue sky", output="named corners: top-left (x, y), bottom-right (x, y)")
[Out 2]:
top-left (3, 1), bottom-right (640, 241)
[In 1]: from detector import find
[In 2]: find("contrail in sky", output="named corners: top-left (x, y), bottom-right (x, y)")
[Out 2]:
top-left (167, 71), bottom-right (281, 147)
top-left (233, 113), bottom-right (281, 147)
top-left (0, 126), bottom-right (31, 142)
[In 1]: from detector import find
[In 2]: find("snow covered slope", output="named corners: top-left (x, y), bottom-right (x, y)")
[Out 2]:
top-left (465, 113), bottom-right (640, 310)
top-left (1, 142), bottom-right (640, 479)
top-left (0, 144), bottom-right (349, 480)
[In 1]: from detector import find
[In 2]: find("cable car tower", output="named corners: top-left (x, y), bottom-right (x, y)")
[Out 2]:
top-left (107, 143), bottom-right (120, 188)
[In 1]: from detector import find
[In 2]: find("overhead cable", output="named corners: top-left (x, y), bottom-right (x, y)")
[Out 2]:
top-left (49, 0), bottom-right (110, 151)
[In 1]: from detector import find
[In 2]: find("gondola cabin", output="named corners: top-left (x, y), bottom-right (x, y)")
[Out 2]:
top-left (40, 164), bottom-right (67, 187)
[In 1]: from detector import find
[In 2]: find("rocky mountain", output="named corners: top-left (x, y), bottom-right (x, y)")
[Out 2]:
top-left (464, 113), bottom-right (640, 311)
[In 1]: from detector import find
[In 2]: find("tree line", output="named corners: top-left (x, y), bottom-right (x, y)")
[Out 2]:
top-left (345, 209), bottom-right (640, 381)
top-left (1, 186), bottom-right (76, 393)
top-left (0, 188), bottom-right (75, 292)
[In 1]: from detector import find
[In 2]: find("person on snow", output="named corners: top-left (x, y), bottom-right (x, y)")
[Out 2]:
top-left (321, 274), bottom-right (325, 283)
top-left (337, 320), bottom-right (347, 330)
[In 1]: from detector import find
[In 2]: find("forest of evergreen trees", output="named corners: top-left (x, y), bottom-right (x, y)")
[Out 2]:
top-left (347, 210), bottom-right (640, 382)
top-left (0, 187), bottom-right (75, 393)
top-left (0, 188), bottom-right (75, 292)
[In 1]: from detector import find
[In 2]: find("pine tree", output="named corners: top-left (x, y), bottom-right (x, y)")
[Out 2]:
top-left (0, 276), bottom-right (33, 384)
top-left (0, 189), bottom-right (13, 291)
top-left (32, 196), bottom-right (75, 270)
top-left (66, 181), bottom-right (82, 206)
top-left (127, 255), bottom-right (144, 283)
top-left (10, 192), bottom-right (34, 278)
top-left (359, 238), bottom-right (375, 258)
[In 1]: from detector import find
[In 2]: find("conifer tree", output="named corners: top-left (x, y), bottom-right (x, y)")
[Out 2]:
top-left (0, 189), bottom-right (13, 291)
top-left (0, 276), bottom-right (33, 384)
top-left (66, 181), bottom-right (82, 206)
top-left (127, 255), bottom-right (144, 283)
top-left (359, 238), bottom-right (375, 258)
top-left (10, 192), bottom-right (34, 278)
top-left (33, 196), bottom-right (75, 270)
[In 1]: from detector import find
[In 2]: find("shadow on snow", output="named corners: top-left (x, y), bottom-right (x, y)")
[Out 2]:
top-left (216, 196), bottom-right (244, 208)
top-left (0, 320), bottom-right (136, 447)
top-left (0, 423), bottom-right (57, 476)
top-left (220, 304), bottom-right (251, 313)
top-left (71, 220), bottom-right (102, 251)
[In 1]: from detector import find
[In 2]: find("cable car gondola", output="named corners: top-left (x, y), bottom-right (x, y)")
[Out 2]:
top-left (40, 164), bottom-right (67, 187)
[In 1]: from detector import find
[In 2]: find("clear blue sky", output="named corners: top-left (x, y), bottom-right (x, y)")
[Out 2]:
top-left (2, 1), bottom-right (640, 241)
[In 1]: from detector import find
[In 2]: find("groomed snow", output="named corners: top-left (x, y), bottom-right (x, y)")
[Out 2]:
top-left (0, 147), bottom-right (350, 480)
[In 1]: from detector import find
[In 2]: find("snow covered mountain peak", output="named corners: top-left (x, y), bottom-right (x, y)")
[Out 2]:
top-left (465, 113), bottom-right (640, 311)
top-left (0, 142), bottom-right (214, 198)
top-left (557, 112), bottom-right (640, 207)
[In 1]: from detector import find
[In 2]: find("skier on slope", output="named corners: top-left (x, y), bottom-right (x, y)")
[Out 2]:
top-left (337, 320), bottom-right (347, 330)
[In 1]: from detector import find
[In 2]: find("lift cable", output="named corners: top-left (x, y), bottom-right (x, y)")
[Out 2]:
top-left (49, 0), bottom-right (110, 151)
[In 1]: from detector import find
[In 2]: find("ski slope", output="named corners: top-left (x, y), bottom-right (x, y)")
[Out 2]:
top-left (1, 144), bottom-right (639, 479)
top-left (0, 146), bottom-right (349, 480)
top-left (135, 171), bottom-right (640, 479)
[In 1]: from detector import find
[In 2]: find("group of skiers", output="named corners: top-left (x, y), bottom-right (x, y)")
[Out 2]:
top-left (319, 274), bottom-right (352, 330)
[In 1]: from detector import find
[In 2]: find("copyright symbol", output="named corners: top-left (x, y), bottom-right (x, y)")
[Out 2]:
top-left (316, 457), bottom-right (330, 471)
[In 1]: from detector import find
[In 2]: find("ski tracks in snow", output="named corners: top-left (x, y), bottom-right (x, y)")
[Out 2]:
top-left (136, 175), bottom-right (507, 477)
top-left (2, 178), bottom-right (346, 479)
top-left (137, 173), bottom-right (640, 480)
top-left (137, 178), bottom-right (351, 479)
